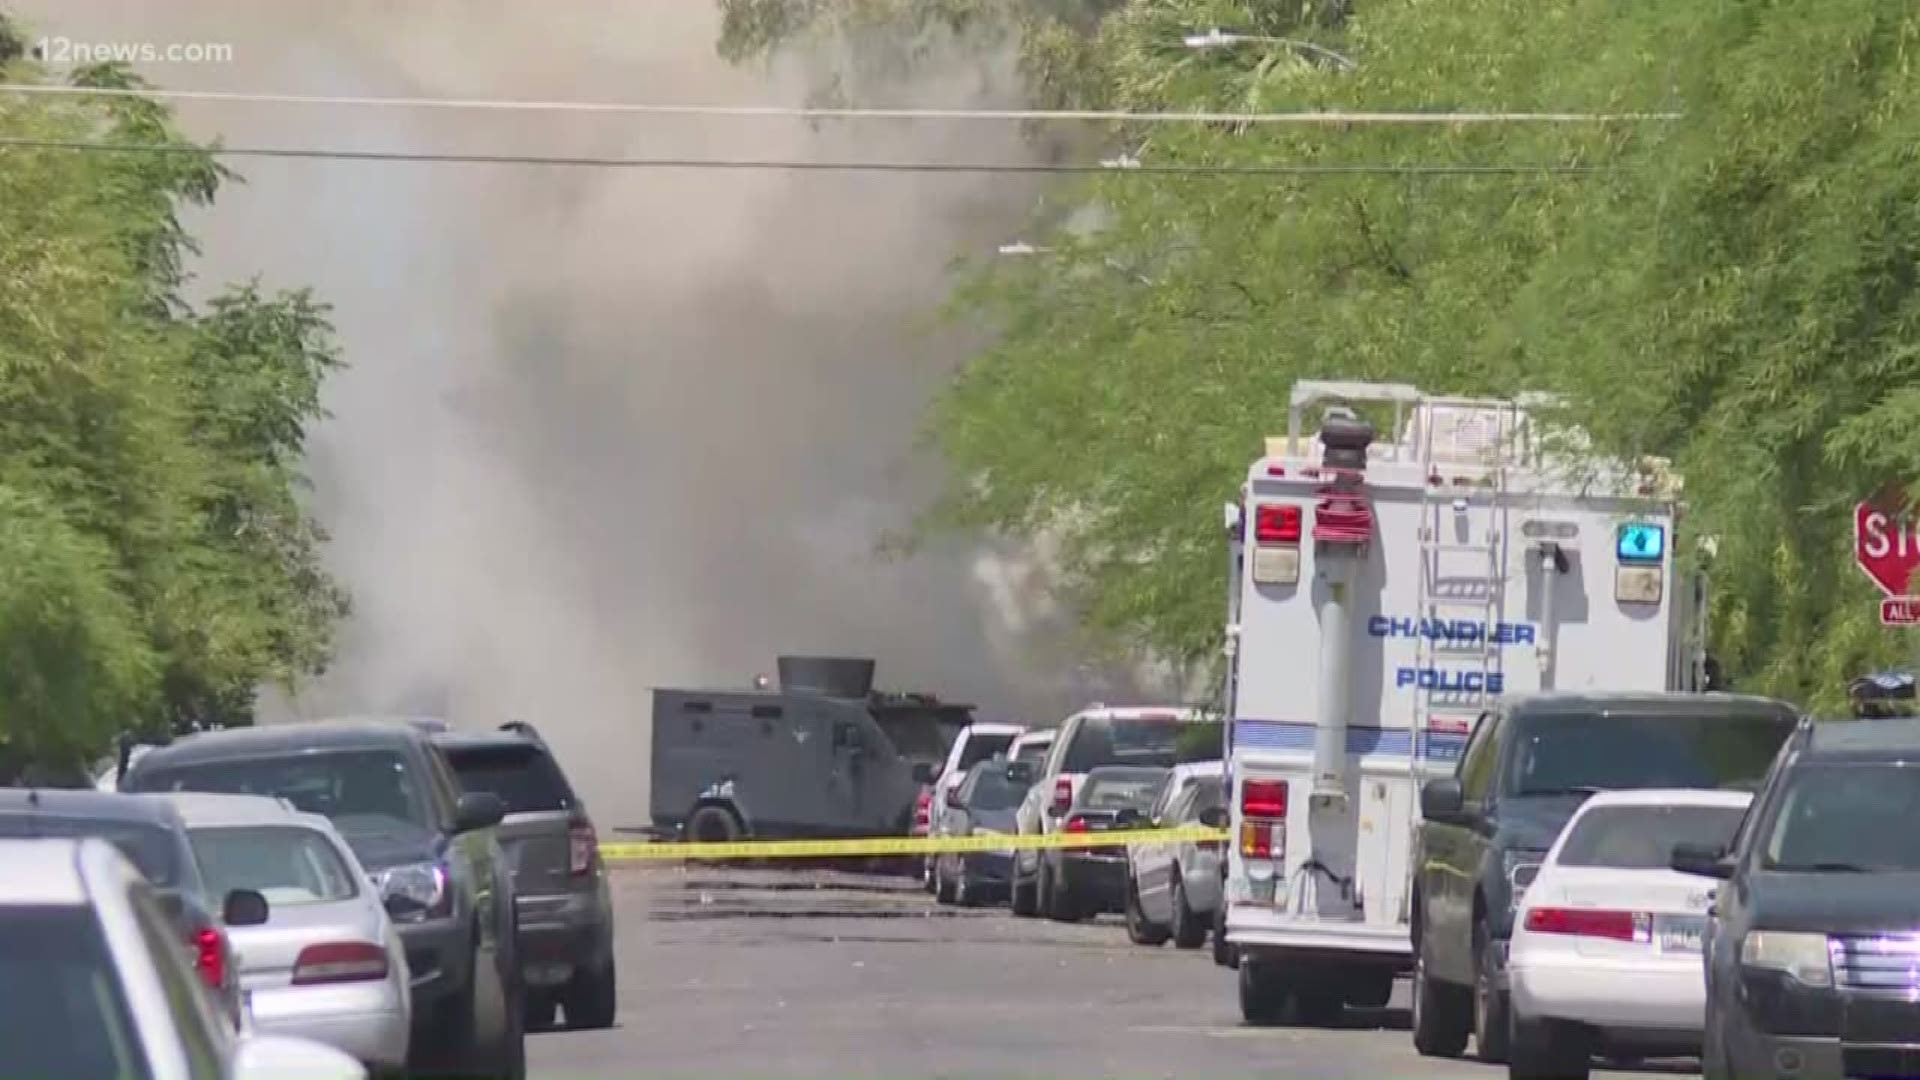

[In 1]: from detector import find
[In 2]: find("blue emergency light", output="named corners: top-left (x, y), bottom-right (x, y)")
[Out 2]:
top-left (1616, 522), bottom-right (1665, 563)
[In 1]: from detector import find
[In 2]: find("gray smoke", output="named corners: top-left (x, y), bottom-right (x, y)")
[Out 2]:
top-left (14, 0), bottom-right (1174, 825)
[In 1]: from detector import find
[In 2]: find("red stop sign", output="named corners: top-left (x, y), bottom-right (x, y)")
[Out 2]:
top-left (1855, 500), bottom-right (1920, 597)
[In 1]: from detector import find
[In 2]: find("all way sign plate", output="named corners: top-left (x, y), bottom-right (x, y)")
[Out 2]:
top-left (1884, 597), bottom-right (1920, 626)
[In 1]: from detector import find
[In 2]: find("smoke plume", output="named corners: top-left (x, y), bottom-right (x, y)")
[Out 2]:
top-left (15, 0), bottom-right (1168, 825)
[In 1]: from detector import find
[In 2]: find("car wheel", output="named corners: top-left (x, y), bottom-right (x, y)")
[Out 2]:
top-left (565, 960), bottom-right (617, 1031)
top-left (953, 870), bottom-right (973, 908)
top-left (1411, 928), bottom-right (1471, 1058)
top-left (1125, 874), bottom-right (1170, 946)
top-left (1473, 920), bottom-right (1511, 1064)
top-left (1169, 873), bottom-right (1207, 950)
top-left (1010, 860), bottom-right (1039, 918)
top-left (1044, 862), bottom-right (1083, 923)
top-left (1508, 1012), bottom-right (1589, 1080)
top-left (934, 861), bottom-right (957, 905)
top-left (495, 969), bottom-right (528, 1080)
top-left (1212, 899), bottom-right (1235, 968)
top-left (523, 990), bottom-right (557, 1032)
top-left (1296, 983), bottom-right (1345, 1027)
top-left (1238, 960), bottom-right (1288, 1026)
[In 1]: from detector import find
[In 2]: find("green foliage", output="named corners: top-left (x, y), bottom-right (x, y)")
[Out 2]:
top-left (0, 22), bottom-right (346, 765)
top-left (730, 0), bottom-right (1920, 713)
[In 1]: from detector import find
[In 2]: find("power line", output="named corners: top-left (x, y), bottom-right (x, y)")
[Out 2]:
top-left (0, 83), bottom-right (1682, 125)
top-left (0, 137), bottom-right (1618, 175)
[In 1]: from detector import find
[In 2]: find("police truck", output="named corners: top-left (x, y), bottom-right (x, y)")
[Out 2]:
top-left (1217, 380), bottom-right (1708, 1025)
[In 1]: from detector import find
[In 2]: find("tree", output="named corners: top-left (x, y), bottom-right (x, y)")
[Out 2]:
top-left (721, 0), bottom-right (1920, 714)
top-left (0, 20), bottom-right (347, 765)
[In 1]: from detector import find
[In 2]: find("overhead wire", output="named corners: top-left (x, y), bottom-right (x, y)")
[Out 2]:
top-left (0, 82), bottom-right (1683, 126)
top-left (0, 137), bottom-right (1618, 176)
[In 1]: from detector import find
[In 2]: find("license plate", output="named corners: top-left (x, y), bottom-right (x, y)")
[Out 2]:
top-left (1656, 915), bottom-right (1705, 954)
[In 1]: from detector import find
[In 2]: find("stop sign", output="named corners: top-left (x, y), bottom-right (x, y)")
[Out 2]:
top-left (1855, 500), bottom-right (1920, 597)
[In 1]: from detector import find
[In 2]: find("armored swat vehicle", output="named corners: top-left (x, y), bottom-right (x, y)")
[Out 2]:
top-left (649, 656), bottom-right (973, 842)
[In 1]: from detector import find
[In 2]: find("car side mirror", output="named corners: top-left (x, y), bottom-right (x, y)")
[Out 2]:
top-left (944, 786), bottom-right (967, 810)
top-left (911, 762), bottom-right (935, 784)
top-left (1197, 806), bottom-right (1229, 830)
top-left (1420, 778), bottom-right (1466, 824)
top-left (233, 1035), bottom-right (367, 1080)
top-left (1671, 841), bottom-right (1736, 881)
top-left (223, 888), bottom-right (270, 928)
top-left (453, 792), bottom-right (506, 834)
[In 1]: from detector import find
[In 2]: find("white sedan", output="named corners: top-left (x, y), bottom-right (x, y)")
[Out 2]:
top-left (1506, 788), bottom-right (1751, 1080)
top-left (0, 836), bottom-right (365, 1080)
top-left (162, 792), bottom-right (412, 1073)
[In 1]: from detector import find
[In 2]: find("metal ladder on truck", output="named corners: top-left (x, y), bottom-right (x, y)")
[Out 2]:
top-left (1408, 396), bottom-right (1519, 773)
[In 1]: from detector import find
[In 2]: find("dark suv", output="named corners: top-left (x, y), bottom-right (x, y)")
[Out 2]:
top-left (1411, 691), bottom-right (1799, 1064)
top-left (121, 718), bottom-right (525, 1080)
top-left (1677, 715), bottom-right (1920, 1080)
top-left (434, 723), bottom-right (616, 1031)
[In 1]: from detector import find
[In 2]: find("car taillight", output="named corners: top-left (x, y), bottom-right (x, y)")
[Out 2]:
top-left (292, 941), bottom-right (391, 986)
top-left (193, 928), bottom-right (225, 990)
top-left (1063, 815), bottom-right (1090, 833)
top-left (1254, 504), bottom-right (1303, 544)
top-left (1051, 777), bottom-right (1073, 815)
top-left (1239, 779), bottom-right (1288, 859)
top-left (569, 820), bottom-right (598, 876)
top-left (914, 789), bottom-right (932, 830)
top-left (1523, 907), bottom-right (1650, 943)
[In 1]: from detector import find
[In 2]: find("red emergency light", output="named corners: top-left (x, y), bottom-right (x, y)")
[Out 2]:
top-left (1254, 504), bottom-right (1302, 545)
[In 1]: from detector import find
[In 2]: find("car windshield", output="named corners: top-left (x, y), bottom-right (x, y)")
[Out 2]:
top-left (0, 815), bottom-right (181, 889)
top-left (0, 905), bottom-right (151, 1080)
top-left (191, 825), bottom-right (360, 907)
top-left (956, 732), bottom-right (1016, 771)
top-left (135, 750), bottom-right (429, 829)
top-left (1013, 739), bottom-right (1052, 766)
top-left (962, 766), bottom-right (1030, 812)
top-left (1061, 717), bottom-right (1197, 772)
top-left (442, 743), bottom-right (576, 814)
top-left (1504, 711), bottom-right (1794, 797)
top-left (1077, 770), bottom-right (1167, 811)
top-left (1556, 804), bottom-right (1749, 869)
top-left (1189, 777), bottom-right (1227, 817)
top-left (1763, 764), bottom-right (1920, 872)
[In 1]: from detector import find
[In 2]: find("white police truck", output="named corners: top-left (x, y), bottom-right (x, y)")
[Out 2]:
top-left (1218, 380), bottom-right (1708, 1024)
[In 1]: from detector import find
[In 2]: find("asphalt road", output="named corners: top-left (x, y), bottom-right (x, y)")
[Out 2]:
top-left (528, 865), bottom-right (1693, 1080)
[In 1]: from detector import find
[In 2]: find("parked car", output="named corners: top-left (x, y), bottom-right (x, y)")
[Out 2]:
top-left (1506, 788), bottom-right (1752, 1080)
top-left (1125, 760), bottom-right (1227, 950)
top-left (1010, 706), bottom-right (1220, 919)
top-left (1007, 728), bottom-right (1055, 769)
top-left (0, 788), bottom-right (254, 1029)
top-left (161, 791), bottom-right (412, 1075)
top-left (1038, 764), bottom-right (1169, 923)
top-left (917, 723), bottom-right (1025, 891)
top-left (931, 756), bottom-right (1035, 906)
top-left (0, 836), bottom-right (364, 1080)
top-left (1411, 691), bottom-right (1799, 1064)
top-left (1676, 715), bottom-right (1920, 1080)
top-left (122, 718), bottom-right (526, 1080)
top-left (433, 722), bottom-right (617, 1031)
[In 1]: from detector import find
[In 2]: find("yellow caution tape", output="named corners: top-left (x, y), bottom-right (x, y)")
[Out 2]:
top-left (599, 825), bottom-right (1227, 861)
